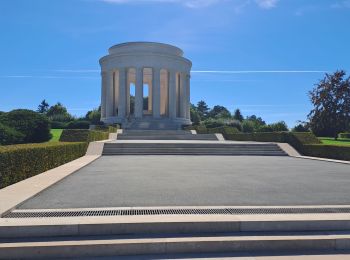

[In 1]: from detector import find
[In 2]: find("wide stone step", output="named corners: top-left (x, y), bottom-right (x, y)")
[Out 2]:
top-left (1, 232), bottom-right (349, 258)
top-left (3, 216), bottom-right (350, 239)
top-left (102, 143), bottom-right (287, 156)
top-left (117, 134), bottom-right (218, 140)
top-left (104, 143), bottom-right (281, 148)
top-left (123, 130), bottom-right (193, 135)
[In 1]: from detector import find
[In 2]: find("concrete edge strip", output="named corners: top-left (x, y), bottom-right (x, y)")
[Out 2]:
top-left (10, 205), bottom-right (350, 213)
top-left (0, 155), bottom-right (101, 217)
top-left (294, 155), bottom-right (350, 165)
top-left (276, 143), bottom-right (301, 156)
top-left (215, 133), bottom-right (225, 141)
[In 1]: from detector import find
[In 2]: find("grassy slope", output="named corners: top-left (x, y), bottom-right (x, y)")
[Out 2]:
top-left (50, 129), bottom-right (63, 142)
top-left (319, 137), bottom-right (350, 146)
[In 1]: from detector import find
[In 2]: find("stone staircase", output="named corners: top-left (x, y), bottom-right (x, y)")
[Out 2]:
top-left (103, 142), bottom-right (287, 156)
top-left (117, 130), bottom-right (218, 141)
top-left (1, 214), bottom-right (350, 258)
top-left (124, 117), bottom-right (185, 130)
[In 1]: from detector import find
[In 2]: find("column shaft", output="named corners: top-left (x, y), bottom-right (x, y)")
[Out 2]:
top-left (101, 72), bottom-right (107, 119)
top-left (152, 68), bottom-right (161, 118)
top-left (135, 67), bottom-right (143, 118)
top-left (105, 71), bottom-right (114, 118)
top-left (186, 74), bottom-right (191, 120)
top-left (179, 72), bottom-right (187, 118)
top-left (168, 70), bottom-right (177, 118)
top-left (118, 68), bottom-right (127, 118)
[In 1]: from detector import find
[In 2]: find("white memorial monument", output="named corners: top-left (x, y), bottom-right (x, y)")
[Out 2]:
top-left (99, 42), bottom-right (192, 129)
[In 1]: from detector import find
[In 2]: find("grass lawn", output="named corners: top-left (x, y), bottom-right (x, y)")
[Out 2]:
top-left (319, 137), bottom-right (350, 146)
top-left (50, 129), bottom-right (63, 142)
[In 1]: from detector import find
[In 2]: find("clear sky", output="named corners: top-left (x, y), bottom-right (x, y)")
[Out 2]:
top-left (1, 0), bottom-right (349, 127)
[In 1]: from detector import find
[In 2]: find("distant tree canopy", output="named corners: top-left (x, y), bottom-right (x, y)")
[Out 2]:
top-left (196, 100), bottom-right (210, 119)
top-left (233, 109), bottom-right (244, 122)
top-left (189, 101), bottom-right (289, 133)
top-left (37, 99), bottom-right (49, 114)
top-left (308, 70), bottom-right (350, 137)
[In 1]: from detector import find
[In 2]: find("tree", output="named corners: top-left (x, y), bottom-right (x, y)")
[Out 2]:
top-left (233, 109), bottom-right (244, 122)
top-left (37, 99), bottom-right (49, 114)
top-left (85, 107), bottom-right (101, 124)
top-left (292, 121), bottom-right (310, 132)
top-left (208, 105), bottom-right (231, 119)
top-left (246, 115), bottom-right (266, 127)
top-left (308, 70), bottom-right (350, 138)
top-left (242, 120), bottom-right (255, 133)
top-left (196, 100), bottom-right (210, 119)
top-left (46, 102), bottom-right (73, 122)
top-left (269, 121), bottom-right (288, 132)
top-left (190, 104), bottom-right (201, 125)
top-left (0, 109), bottom-right (51, 143)
top-left (47, 102), bottom-right (68, 117)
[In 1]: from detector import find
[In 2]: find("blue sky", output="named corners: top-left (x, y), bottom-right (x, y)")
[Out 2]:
top-left (1, 0), bottom-right (349, 127)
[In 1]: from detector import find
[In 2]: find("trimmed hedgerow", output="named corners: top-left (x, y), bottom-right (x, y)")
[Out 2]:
top-left (302, 144), bottom-right (350, 161)
top-left (0, 142), bottom-right (88, 189)
top-left (338, 133), bottom-right (350, 139)
top-left (207, 126), bottom-right (240, 138)
top-left (224, 131), bottom-right (350, 161)
top-left (94, 125), bottom-right (119, 133)
top-left (59, 129), bottom-right (109, 142)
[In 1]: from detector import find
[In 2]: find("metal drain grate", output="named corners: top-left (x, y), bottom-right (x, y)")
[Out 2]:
top-left (4, 207), bottom-right (350, 218)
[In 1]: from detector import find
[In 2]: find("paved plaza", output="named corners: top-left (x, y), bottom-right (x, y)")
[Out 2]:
top-left (19, 155), bottom-right (350, 209)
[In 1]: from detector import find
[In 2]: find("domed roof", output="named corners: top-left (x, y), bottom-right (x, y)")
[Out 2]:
top-left (108, 42), bottom-right (184, 57)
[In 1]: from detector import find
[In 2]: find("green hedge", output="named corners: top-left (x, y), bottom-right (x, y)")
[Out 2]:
top-left (338, 133), bottom-right (350, 139)
top-left (94, 125), bottom-right (119, 133)
top-left (207, 126), bottom-right (240, 138)
top-left (0, 142), bottom-right (88, 188)
top-left (224, 131), bottom-right (350, 161)
top-left (59, 130), bottom-right (109, 142)
top-left (302, 144), bottom-right (350, 161)
top-left (225, 132), bottom-right (286, 142)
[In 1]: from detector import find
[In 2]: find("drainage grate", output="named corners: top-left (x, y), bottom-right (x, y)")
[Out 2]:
top-left (3, 207), bottom-right (350, 218)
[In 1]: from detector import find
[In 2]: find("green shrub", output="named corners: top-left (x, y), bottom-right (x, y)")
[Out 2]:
top-left (203, 119), bottom-right (225, 128)
top-left (338, 133), bottom-right (350, 139)
top-left (0, 123), bottom-right (24, 145)
top-left (207, 126), bottom-right (240, 137)
top-left (302, 144), bottom-right (350, 161)
top-left (0, 142), bottom-right (88, 188)
top-left (256, 125), bottom-right (274, 132)
top-left (0, 109), bottom-right (51, 143)
top-left (66, 120), bottom-right (90, 129)
top-left (50, 121), bottom-right (68, 129)
top-left (59, 129), bottom-right (109, 142)
top-left (94, 125), bottom-right (119, 133)
top-left (242, 120), bottom-right (255, 133)
top-left (183, 125), bottom-right (195, 131)
top-left (195, 125), bottom-right (208, 134)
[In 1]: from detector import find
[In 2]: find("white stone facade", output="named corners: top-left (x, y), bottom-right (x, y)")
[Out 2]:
top-left (99, 42), bottom-right (192, 127)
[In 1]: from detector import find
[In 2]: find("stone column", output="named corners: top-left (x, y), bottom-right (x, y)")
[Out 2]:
top-left (152, 68), bottom-right (161, 118)
top-left (179, 72), bottom-right (187, 118)
top-left (135, 67), bottom-right (143, 118)
top-left (106, 70), bottom-right (114, 118)
top-left (186, 74), bottom-right (191, 120)
top-left (118, 68), bottom-right (127, 118)
top-left (168, 70), bottom-right (177, 118)
top-left (101, 71), bottom-right (107, 119)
